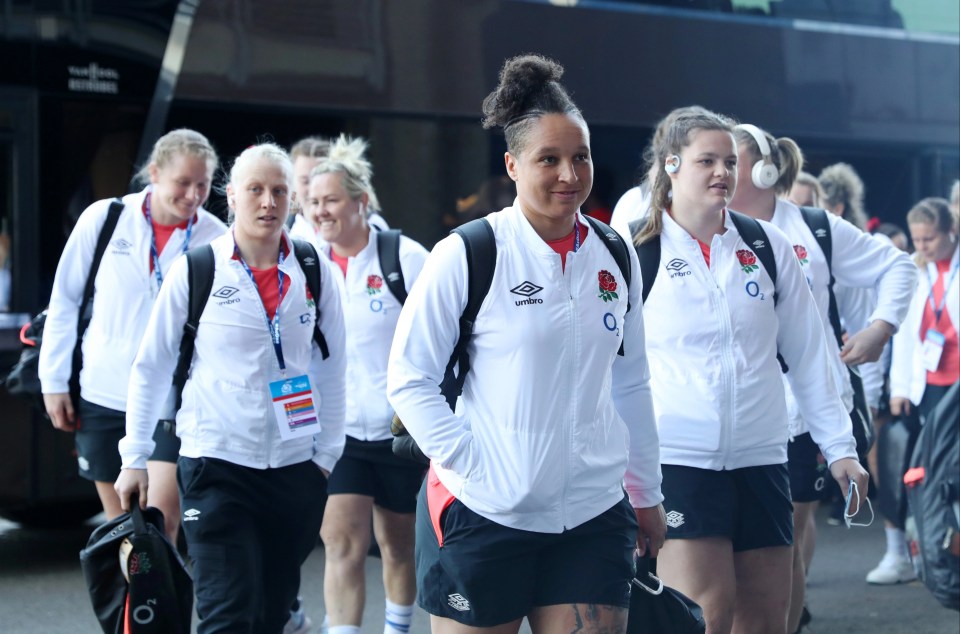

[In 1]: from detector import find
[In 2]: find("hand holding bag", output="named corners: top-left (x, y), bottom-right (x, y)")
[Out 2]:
top-left (627, 554), bottom-right (706, 634)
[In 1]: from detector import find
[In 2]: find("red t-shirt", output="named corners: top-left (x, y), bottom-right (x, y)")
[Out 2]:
top-left (330, 250), bottom-right (349, 277)
top-left (697, 239), bottom-right (711, 267)
top-left (920, 258), bottom-right (959, 386)
top-left (143, 198), bottom-right (191, 273)
top-left (235, 242), bottom-right (291, 319)
top-left (546, 221), bottom-right (589, 271)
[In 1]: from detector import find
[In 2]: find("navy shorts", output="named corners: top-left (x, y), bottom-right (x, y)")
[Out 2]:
top-left (787, 433), bottom-right (832, 503)
top-left (75, 398), bottom-right (180, 482)
top-left (326, 436), bottom-right (425, 513)
top-left (416, 471), bottom-right (637, 627)
top-left (660, 463), bottom-right (793, 552)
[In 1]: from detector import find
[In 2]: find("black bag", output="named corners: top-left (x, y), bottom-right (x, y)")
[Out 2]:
top-left (3, 199), bottom-right (124, 408)
top-left (877, 410), bottom-right (921, 529)
top-left (79, 497), bottom-right (193, 633)
top-left (627, 555), bottom-right (707, 634)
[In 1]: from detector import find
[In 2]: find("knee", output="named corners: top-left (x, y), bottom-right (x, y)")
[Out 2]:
top-left (377, 537), bottom-right (415, 567)
top-left (321, 525), bottom-right (369, 562)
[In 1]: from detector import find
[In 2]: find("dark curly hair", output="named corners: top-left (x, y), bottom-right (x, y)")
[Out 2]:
top-left (481, 54), bottom-right (582, 155)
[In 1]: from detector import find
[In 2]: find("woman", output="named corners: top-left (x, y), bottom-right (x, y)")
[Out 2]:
top-left (786, 171), bottom-right (823, 208)
top-left (306, 135), bottom-right (429, 634)
top-left (115, 143), bottom-right (346, 633)
top-left (387, 54), bottom-right (665, 633)
top-left (39, 128), bottom-right (226, 541)
top-left (630, 109), bottom-right (869, 634)
top-left (891, 197), bottom-right (958, 432)
top-left (729, 122), bottom-right (915, 631)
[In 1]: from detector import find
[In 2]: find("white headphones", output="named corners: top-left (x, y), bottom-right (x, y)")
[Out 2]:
top-left (737, 124), bottom-right (780, 189)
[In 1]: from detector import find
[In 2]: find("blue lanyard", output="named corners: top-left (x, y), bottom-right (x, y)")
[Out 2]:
top-left (573, 220), bottom-right (581, 252)
top-left (927, 260), bottom-right (958, 325)
top-left (234, 237), bottom-right (287, 373)
top-left (145, 193), bottom-right (195, 291)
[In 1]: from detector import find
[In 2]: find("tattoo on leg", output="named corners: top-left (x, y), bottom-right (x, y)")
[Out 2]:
top-left (568, 604), bottom-right (627, 634)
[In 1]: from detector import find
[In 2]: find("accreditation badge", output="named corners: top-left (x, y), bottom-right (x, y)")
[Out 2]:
top-left (921, 329), bottom-right (945, 372)
top-left (269, 374), bottom-right (320, 440)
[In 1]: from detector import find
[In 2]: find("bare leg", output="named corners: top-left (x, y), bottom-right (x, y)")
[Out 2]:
top-left (657, 537), bottom-right (737, 634)
top-left (731, 546), bottom-right (792, 634)
top-left (429, 616), bottom-right (522, 634)
top-left (94, 481), bottom-right (123, 519)
top-left (372, 505), bottom-right (417, 605)
top-left (528, 603), bottom-right (627, 633)
top-left (320, 493), bottom-right (374, 626)
top-left (787, 501), bottom-right (816, 633)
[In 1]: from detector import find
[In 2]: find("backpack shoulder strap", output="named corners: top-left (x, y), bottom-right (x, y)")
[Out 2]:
top-left (442, 218), bottom-right (496, 409)
top-left (78, 198), bottom-right (125, 328)
top-left (168, 244), bottom-right (216, 416)
top-left (799, 206), bottom-right (844, 348)
top-left (375, 229), bottom-right (407, 305)
top-left (583, 215), bottom-right (630, 356)
top-left (629, 220), bottom-right (660, 305)
top-left (292, 239), bottom-right (330, 359)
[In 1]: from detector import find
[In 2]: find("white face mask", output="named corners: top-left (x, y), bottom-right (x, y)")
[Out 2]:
top-left (844, 480), bottom-right (874, 528)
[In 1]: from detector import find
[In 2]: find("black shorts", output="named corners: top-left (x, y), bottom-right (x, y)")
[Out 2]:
top-left (326, 436), bottom-right (426, 513)
top-left (416, 474), bottom-right (637, 627)
top-left (75, 398), bottom-right (181, 482)
top-left (660, 463), bottom-right (793, 552)
top-left (787, 433), bottom-right (832, 503)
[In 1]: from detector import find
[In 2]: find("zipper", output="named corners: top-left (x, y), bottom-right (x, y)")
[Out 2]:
top-left (713, 246), bottom-right (736, 466)
top-left (561, 250), bottom-right (578, 529)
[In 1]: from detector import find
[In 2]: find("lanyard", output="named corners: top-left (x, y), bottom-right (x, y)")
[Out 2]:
top-left (927, 260), bottom-right (958, 325)
top-left (145, 193), bottom-right (195, 291)
top-left (234, 237), bottom-right (287, 374)
top-left (573, 220), bottom-right (581, 252)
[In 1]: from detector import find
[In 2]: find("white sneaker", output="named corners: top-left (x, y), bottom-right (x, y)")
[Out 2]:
top-left (283, 604), bottom-right (313, 634)
top-left (866, 554), bottom-right (918, 585)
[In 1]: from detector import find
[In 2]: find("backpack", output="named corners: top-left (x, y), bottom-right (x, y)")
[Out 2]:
top-left (391, 215), bottom-right (632, 464)
top-left (374, 228), bottom-right (407, 305)
top-left (903, 382), bottom-right (960, 610)
top-left (157, 239), bottom-right (330, 429)
top-left (3, 199), bottom-right (125, 408)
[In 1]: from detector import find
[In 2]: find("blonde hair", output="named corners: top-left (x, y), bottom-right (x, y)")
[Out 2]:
top-left (290, 136), bottom-right (330, 160)
top-left (907, 197), bottom-right (957, 266)
top-left (309, 134), bottom-right (381, 214)
top-left (634, 110), bottom-right (734, 245)
top-left (228, 143), bottom-right (293, 189)
top-left (792, 171), bottom-right (823, 206)
top-left (733, 125), bottom-right (804, 195)
top-left (819, 163), bottom-right (867, 230)
top-left (135, 128), bottom-right (218, 184)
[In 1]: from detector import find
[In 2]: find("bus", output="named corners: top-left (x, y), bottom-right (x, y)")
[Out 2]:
top-left (1, 0), bottom-right (957, 526)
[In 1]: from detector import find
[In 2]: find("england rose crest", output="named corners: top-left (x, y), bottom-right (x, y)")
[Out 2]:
top-left (598, 270), bottom-right (619, 302)
top-left (793, 245), bottom-right (809, 265)
top-left (736, 249), bottom-right (759, 274)
top-left (367, 274), bottom-right (383, 295)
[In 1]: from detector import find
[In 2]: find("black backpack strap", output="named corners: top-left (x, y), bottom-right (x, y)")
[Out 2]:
top-left (375, 229), bottom-right (407, 305)
top-left (584, 215), bottom-right (630, 356)
top-left (630, 220), bottom-right (661, 306)
top-left (799, 206), bottom-right (844, 349)
top-left (292, 239), bottom-right (330, 360)
top-left (729, 210), bottom-right (789, 372)
top-left (441, 219), bottom-right (496, 410)
top-left (166, 245), bottom-right (215, 421)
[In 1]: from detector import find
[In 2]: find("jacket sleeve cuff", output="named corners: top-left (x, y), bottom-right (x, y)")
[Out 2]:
top-left (40, 378), bottom-right (70, 394)
top-left (822, 440), bottom-right (858, 467)
top-left (867, 310), bottom-right (901, 334)
top-left (625, 486), bottom-right (664, 510)
top-left (120, 454), bottom-right (150, 471)
top-left (312, 452), bottom-right (340, 474)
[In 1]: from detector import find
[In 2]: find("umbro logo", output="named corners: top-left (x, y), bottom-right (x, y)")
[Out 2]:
top-left (447, 593), bottom-right (471, 612)
top-left (752, 239), bottom-right (766, 249)
top-left (213, 286), bottom-right (239, 299)
top-left (387, 272), bottom-right (401, 283)
top-left (183, 509), bottom-right (201, 522)
top-left (302, 256), bottom-right (316, 267)
top-left (815, 228), bottom-right (827, 238)
top-left (665, 258), bottom-right (691, 278)
top-left (665, 510), bottom-right (685, 528)
top-left (111, 238), bottom-right (132, 250)
top-left (511, 281), bottom-right (544, 306)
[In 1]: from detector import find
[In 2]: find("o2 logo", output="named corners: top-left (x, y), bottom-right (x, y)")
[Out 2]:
top-left (745, 281), bottom-right (765, 301)
top-left (369, 299), bottom-right (391, 315)
top-left (603, 312), bottom-right (620, 337)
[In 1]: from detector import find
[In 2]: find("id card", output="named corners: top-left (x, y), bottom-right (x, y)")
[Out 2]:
top-left (269, 374), bottom-right (320, 440)
top-left (922, 329), bottom-right (945, 372)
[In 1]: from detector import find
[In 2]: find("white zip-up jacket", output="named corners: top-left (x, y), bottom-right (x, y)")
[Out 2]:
top-left (759, 200), bottom-right (915, 436)
top-left (39, 188), bottom-right (227, 411)
top-left (387, 202), bottom-right (663, 534)
top-left (639, 210), bottom-right (856, 470)
top-left (119, 231), bottom-right (347, 472)
top-left (890, 247), bottom-right (960, 405)
top-left (324, 230), bottom-right (428, 441)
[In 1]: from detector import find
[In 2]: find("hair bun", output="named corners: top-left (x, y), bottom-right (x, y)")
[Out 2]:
top-left (482, 54), bottom-right (565, 129)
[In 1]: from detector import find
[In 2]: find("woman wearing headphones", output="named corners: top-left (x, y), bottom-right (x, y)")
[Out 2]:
top-left (388, 54), bottom-right (665, 633)
top-left (307, 135), bottom-right (429, 634)
top-left (728, 123), bottom-right (915, 632)
top-left (39, 129), bottom-right (226, 542)
top-left (631, 109), bottom-right (869, 634)
top-left (115, 143), bottom-right (346, 633)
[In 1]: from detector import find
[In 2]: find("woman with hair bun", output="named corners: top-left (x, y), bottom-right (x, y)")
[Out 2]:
top-left (115, 143), bottom-right (346, 633)
top-left (818, 162), bottom-right (868, 230)
top-left (388, 54), bottom-right (665, 632)
top-left (308, 134), bottom-right (429, 634)
top-left (729, 123), bottom-right (914, 631)
top-left (39, 128), bottom-right (226, 542)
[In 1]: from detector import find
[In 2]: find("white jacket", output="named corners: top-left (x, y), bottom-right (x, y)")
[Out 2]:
top-left (638, 210), bottom-right (856, 469)
top-left (760, 200), bottom-right (915, 435)
top-left (119, 231), bottom-right (347, 472)
top-left (890, 247), bottom-right (960, 405)
top-left (324, 230), bottom-right (428, 441)
top-left (387, 202), bottom-right (663, 533)
top-left (610, 185), bottom-right (650, 238)
top-left (39, 188), bottom-right (227, 411)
